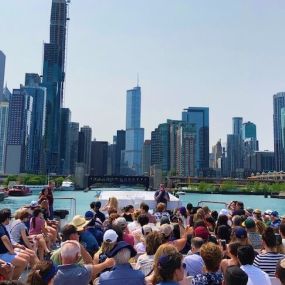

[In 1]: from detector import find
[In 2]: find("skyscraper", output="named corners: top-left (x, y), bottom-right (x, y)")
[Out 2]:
top-left (23, 74), bottom-right (47, 174)
top-left (273, 92), bottom-right (285, 171)
top-left (77, 126), bottom-right (92, 175)
top-left (182, 107), bottom-right (209, 175)
top-left (115, 130), bottom-right (125, 175)
top-left (90, 141), bottom-right (108, 176)
top-left (5, 89), bottom-right (33, 174)
top-left (0, 51), bottom-right (5, 97)
top-left (69, 122), bottom-right (79, 175)
top-left (0, 101), bottom-right (9, 174)
top-left (59, 108), bottom-right (71, 175)
top-left (42, 0), bottom-right (69, 174)
top-left (124, 86), bottom-right (144, 175)
top-left (242, 121), bottom-right (256, 140)
top-left (142, 140), bottom-right (151, 175)
top-left (232, 117), bottom-right (243, 136)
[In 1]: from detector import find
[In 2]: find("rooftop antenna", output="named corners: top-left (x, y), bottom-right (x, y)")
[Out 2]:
top-left (137, 72), bottom-right (139, 87)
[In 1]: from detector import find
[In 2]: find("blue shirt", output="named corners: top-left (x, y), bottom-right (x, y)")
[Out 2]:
top-left (80, 230), bottom-right (99, 253)
top-left (99, 264), bottom-right (145, 285)
top-left (0, 224), bottom-right (10, 254)
top-left (157, 281), bottom-right (179, 285)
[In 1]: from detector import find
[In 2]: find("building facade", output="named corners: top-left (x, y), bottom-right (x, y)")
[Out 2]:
top-left (142, 140), bottom-right (151, 175)
top-left (90, 141), bottom-right (108, 176)
top-left (115, 130), bottom-right (125, 175)
top-left (182, 107), bottom-right (209, 175)
top-left (77, 126), bottom-right (92, 175)
top-left (42, 0), bottom-right (69, 174)
top-left (0, 101), bottom-right (9, 174)
top-left (5, 89), bottom-right (33, 174)
top-left (124, 86), bottom-right (144, 175)
top-left (273, 92), bottom-right (285, 171)
top-left (69, 122), bottom-right (79, 175)
top-left (0, 51), bottom-right (5, 98)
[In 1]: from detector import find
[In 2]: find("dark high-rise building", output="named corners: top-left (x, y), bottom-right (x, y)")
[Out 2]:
top-left (242, 121), bottom-right (256, 140)
top-left (69, 122), bottom-right (79, 175)
top-left (42, 0), bottom-right (70, 174)
top-left (142, 140), bottom-right (151, 175)
top-left (0, 51), bottom-right (5, 98)
top-left (5, 89), bottom-right (33, 174)
top-left (90, 141), bottom-right (108, 176)
top-left (59, 108), bottom-right (71, 175)
top-left (232, 117), bottom-right (243, 136)
top-left (250, 151), bottom-right (275, 173)
top-left (273, 92), bottom-right (285, 171)
top-left (115, 130), bottom-right (125, 175)
top-left (182, 107), bottom-right (209, 175)
top-left (23, 74), bottom-right (47, 174)
top-left (77, 126), bottom-right (92, 175)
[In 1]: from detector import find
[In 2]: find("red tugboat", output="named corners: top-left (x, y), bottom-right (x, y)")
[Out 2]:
top-left (8, 185), bottom-right (32, 196)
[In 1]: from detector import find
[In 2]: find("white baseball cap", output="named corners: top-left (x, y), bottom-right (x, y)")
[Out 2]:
top-left (103, 229), bottom-right (118, 243)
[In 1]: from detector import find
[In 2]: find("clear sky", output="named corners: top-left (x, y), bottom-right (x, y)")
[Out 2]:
top-left (1, 0), bottom-right (285, 151)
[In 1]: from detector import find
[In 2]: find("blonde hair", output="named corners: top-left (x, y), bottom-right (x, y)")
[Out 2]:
top-left (152, 244), bottom-right (179, 285)
top-left (101, 240), bottom-right (116, 253)
top-left (109, 197), bottom-right (118, 210)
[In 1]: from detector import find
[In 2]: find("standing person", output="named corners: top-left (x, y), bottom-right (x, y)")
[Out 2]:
top-left (90, 201), bottom-right (106, 223)
top-left (140, 203), bottom-right (156, 224)
top-left (46, 181), bottom-right (55, 220)
top-left (276, 258), bottom-right (285, 285)
top-left (223, 266), bottom-right (248, 285)
top-left (154, 184), bottom-right (170, 208)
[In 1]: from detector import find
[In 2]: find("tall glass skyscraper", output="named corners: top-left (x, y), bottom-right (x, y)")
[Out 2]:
top-left (42, 0), bottom-right (69, 173)
top-left (23, 74), bottom-right (47, 174)
top-left (124, 86), bottom-right (144, 175)
top-left (273, 92), bottom-right (285, 171)
top-left (0, 101), bottom-right (9, 174)
top-left (0, 51), bottom-right (5, 98)
top-left (242, 121), bottom-right (256, 140)
top-left (182, 107), bottom-right (209, 175)
top-left (232, 117), bottom-right (243, 136)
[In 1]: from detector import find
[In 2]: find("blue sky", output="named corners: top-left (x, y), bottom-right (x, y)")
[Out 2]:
top-left (1, 1), bottom-right (285, 150)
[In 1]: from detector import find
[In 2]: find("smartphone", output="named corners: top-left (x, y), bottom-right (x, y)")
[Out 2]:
top-left (221, 239), bottom-right (227, 250)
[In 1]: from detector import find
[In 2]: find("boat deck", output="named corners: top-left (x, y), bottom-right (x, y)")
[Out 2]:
top-left (98, 190), bottom-right (181, 210)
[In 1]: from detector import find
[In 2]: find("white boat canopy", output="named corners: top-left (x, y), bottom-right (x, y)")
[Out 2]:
top-left (97, 190), bottom-right (182, 211)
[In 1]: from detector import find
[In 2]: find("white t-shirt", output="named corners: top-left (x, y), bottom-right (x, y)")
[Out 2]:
top-left (240, 264), bottom-right (271, 285)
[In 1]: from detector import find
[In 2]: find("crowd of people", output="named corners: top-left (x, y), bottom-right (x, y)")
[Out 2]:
top-left (0, 184), bottom-right (285, 285)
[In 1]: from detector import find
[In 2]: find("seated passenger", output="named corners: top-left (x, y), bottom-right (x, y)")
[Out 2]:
top-left (224, 266), bottom-right (248, 285)
top-left (70, 215), bottom-right (99, 257)
top-left (53, 240), bottom-right (114, 285)
top-left (254, 227), bottom-right (285, 277)
top-left (243, 218), bottom-right (262, 249)
top-left (238, 245), bottom-right (271, 285)
top-left (51, 224), bottom-right (93, 266)
top-left (192, 242), bottom-right (223, 285)
top-left (184, 237), bottom-right (204, 277)
top-left (99, 241), bottom-right (145, 285)
top-left (136, 231), bottom-right (162, 277)
top-left (113, 217), bottom-right (134, 246)
top-left (154, 203), bottom-right (170, 222)
top-left (276, 258), bottom-right (285, 285)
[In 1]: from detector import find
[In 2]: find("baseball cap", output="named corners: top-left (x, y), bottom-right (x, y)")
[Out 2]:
top-left (113, 217), bottom-right (127, 229)
top-left (271, 211), bottom-right (279, 217)
top-left (142, 225), bottom-right (152, 236)
top-left (106, 241), bottom-right (137, 258)
top-left (103, 229), bottom-right (118, 243)
top-left (160, 224), bottom-right (173, 237)
top-left (243, 218), bottom-right (255, 229)
top-left (246, 208), bottom-right (254, 214)
top-left (253, 209), bottom-right (261, 215)
top-left (84, 211), bottom-right (94, 220)
top-left (30, 200), bottom-right (39, 208)
top-left (234, 227), bottom-right (247, 239)
top-left (194, 226), bottom-right (210, 241)
top-left (264, 209), bottom-right (272, 215)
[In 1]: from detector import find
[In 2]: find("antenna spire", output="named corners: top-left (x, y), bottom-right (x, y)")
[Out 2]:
top-left (137, 73), bottom-right (139, 87)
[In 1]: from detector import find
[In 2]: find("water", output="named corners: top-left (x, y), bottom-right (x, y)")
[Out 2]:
top-left (1, 188), bottom-right (285, 216)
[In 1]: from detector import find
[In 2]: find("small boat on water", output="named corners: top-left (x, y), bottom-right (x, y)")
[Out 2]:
top-left (8, 185), bottom-right (32, 196)
top-left (60, 180), bottom-right (75, 191)
top-left (176, 191), bottom-right (186, 196)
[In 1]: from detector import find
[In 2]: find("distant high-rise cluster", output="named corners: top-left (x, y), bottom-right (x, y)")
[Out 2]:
top-left (0, 0), bottom-right (284, 181)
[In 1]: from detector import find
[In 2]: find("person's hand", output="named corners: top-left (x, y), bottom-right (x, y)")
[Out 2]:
top-left (2, 263), bottom-right (13, 274)
top-left (104, 258), bottom-right (115, 268)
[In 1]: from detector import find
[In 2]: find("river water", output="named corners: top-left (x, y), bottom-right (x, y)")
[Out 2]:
top-left (1, 188), bottom-right (285, 216)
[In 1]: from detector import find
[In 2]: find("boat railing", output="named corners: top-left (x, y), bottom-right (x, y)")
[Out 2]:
top-left (197, 200), bottom-right (228, 208)
top-left (54, 197), bottom-right (76, 221)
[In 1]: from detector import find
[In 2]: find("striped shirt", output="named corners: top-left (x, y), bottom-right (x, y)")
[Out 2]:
top-left (253, 252), bottom-right (285, 277)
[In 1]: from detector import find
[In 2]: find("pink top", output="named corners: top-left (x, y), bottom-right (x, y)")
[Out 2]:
top-left (123, 233), bottom-right (135, 246)
top-left (29, 217), bottom-right (45, 235)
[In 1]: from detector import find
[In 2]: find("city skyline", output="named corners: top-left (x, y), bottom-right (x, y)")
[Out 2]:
top-left (1, 1), bottom-right (285, 150)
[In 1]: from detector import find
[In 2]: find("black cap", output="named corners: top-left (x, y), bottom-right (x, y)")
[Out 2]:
top-left (106, 241), bottom-right (137, 258)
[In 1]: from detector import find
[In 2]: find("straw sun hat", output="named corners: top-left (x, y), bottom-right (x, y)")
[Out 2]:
top-left (70, 215), bottom-right (90, 231)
